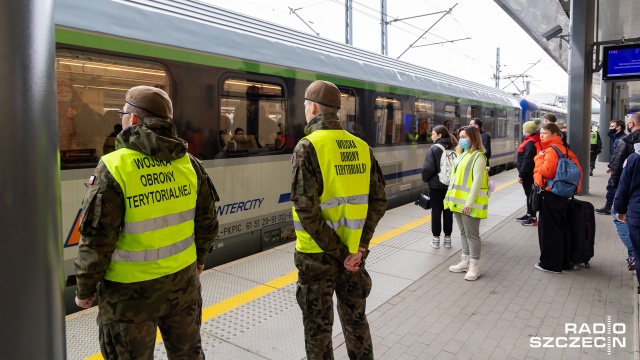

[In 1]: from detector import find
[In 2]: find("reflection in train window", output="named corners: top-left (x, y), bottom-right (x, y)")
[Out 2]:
top-left (220, 78), bottom-right (286, 153)
top-left (414, 99), bottom-right (435, 143)
top-left (374, 97), bottom-right (402, 145)
top-left (444, 104), bottom-right (460, 134)
top-left (338, 90), bottom-right (361, 138)
top-left (56, 50), bottom-right (171, 169)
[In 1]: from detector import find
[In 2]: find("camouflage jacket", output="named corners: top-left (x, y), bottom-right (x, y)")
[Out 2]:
top-left (291, 113), bottom-right (387, 261)
top-left (74, 118), bottom-right (219, 318)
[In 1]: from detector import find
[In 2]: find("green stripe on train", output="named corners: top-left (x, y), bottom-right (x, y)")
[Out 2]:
top-left (55, 28), bottom-right (512, 109)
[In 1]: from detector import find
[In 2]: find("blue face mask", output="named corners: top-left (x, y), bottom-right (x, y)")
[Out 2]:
top-left (459, 138), bottom-right (470, 149)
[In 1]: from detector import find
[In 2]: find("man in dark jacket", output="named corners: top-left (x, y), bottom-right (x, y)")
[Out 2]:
top-left (615, 142), bottom-right (640, 292)
top-left (74, 86), bottom-right (219, 359)
top-left (516, 119), bottom-right (541, 225)
top-left (598, 112), bottom-right (640, 270)
top-left (470, 118), bottom-right (491, 165)
top-left (607, 119), bottom-right (626, 160)
top-left (597, 114), bottom-right (640, 214)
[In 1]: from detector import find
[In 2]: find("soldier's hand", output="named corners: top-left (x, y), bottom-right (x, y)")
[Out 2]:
top-left (197, 264), bottom-right (204, 275)
top-left (606, 168), bottom-right (612, 174)
top-left (344, 252), bottom-right (363, 272)
top-left (75, 294), bottom-right (96, 309)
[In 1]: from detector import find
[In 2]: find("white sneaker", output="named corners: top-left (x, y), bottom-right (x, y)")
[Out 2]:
top-left (449, 254), bottom-right (469, 272)
top-left (431, 237), bottom-right (440, 249)
top-left (443, 237), bottom-right (452, 248)
top-left (465, 259), bottom-right (480, 280)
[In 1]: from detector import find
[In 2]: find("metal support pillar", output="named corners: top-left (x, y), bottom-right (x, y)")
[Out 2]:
top-left (495, 48), bottom-right (501, 89)
top-left (0, 1), bottom-right (65, 359)
top-left (381, 0), bottom-right (388, 55)
top-left (567, 0), bottom-right (595, 194)
top-left (345, 0), bottom-right (353, 45)
top-left (599, 82), bottom-right (613, 161)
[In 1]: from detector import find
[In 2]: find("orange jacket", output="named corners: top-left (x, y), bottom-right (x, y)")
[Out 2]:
top-left (533, 135), bottom-right (583, 193)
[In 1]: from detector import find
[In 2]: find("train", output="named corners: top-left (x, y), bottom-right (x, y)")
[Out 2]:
top-left (55, 0), bottom-right (522, 312)
top-left (520, 98), bottom-right (568, 124)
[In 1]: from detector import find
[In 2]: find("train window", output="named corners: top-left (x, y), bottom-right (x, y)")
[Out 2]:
top-left (495, 109), bottom-right (508, 139)
top-left (338, 90), bottom-right (361, 138)
top-left (414, 99), bottom-right (435, 143)
top-left (374, 97), bottom-right (402, 145)
top-left (482, 107), bottom-right (496, 136)
top-left (220, 78), bottom-right (286, 153)
top-left (444, 104), bottom-right (460, 134)
top-left (56, 50), bottom-right (171, 169)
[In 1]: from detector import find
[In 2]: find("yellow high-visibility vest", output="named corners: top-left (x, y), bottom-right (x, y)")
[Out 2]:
top-left (101, 148), bottom-right (198, 283)
top-left (292, 130), bottom-right (371, 254)
top-left (443, 150), bottom-right (489, 219)
top-left (590, 131), bottom-right (598, 145)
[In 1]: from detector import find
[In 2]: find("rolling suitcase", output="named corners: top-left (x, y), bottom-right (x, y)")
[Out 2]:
top-left (568, 198), bottom-right (596, 268)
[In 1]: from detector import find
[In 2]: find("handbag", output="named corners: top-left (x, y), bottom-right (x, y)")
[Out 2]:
top-left (529, 183), bottom-right (542, 212)
top-left (415, 191), bottom-right (431, 210)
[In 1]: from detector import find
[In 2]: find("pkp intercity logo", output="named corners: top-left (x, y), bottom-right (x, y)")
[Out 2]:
top-left (530, 316), bottom-right (625, 355)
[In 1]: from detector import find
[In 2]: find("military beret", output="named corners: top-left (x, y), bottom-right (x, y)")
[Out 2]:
top-left (305, 80), bottom-right (342, 109)
top-left (125, 86), bottom-right (173, 121)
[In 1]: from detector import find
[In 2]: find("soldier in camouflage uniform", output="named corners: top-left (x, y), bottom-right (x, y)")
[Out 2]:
top-left (74, 86), bottom-right (219, 360)
top-left (291, 81), bottom-right (387, 360)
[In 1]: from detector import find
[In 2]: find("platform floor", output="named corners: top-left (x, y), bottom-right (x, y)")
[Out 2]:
top-left (65, 168), bottom-right (638, 360)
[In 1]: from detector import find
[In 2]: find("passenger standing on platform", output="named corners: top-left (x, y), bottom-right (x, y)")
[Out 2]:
top-left (598, 113), bottom-right (640, 270)
top-left (291, 80), bottom-right (387, 360)
top-left (589, 126), bottom-right (602, 176)
top-left (533, 123), bottom-right (583, 273)
top-left (445, 126), bottom-right (489, 281)
top-left (74, 86), bottom-right (219, 359)
top-left (607, 119), bottom-right (626, 161)
top-left (597, 119), bottom-right (629, 214)
top-left (422, 125), bottom-right (458, 249)
top-left (614, 143), bottom-right (640, 293)
top-left (542, 113), bottom-right (569, 148)
top-left (516, 119), bottom-right (542, 226)
top-left (469, 118), bottom-right (491, 166)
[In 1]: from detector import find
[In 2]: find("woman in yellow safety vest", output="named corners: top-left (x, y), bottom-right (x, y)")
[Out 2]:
top-left (444, 125), bottom-right (489, 281)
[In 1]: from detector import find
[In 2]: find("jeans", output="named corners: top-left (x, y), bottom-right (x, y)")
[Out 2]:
top-left (605, 177), bottom-right (616, 208)
top-left (612, 204), bottom-right (634, 259)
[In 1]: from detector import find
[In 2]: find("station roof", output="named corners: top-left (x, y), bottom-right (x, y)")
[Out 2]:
top-left (494, 0), bottom-right (640, 102)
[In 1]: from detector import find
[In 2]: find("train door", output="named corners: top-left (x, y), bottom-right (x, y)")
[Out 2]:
top-left (467, 106), bottom-right (478, 125)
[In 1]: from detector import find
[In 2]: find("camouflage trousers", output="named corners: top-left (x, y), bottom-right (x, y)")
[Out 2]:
top-left (98, 297), bottom-right (204, 360)
top-left (295, 251), bottom-right (373, 360)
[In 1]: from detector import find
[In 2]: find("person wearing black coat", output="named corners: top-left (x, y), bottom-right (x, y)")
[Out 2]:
top-left (598, 113), bottom-right (640, 270)
top-left (515, 119), bottom-right (541, 225)
top-left (470, 118), bottom-right (491, 165)
top-left (597, 116), bottom-right (640, 214)
top-left (422, 125), bottom-right (458, 249)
